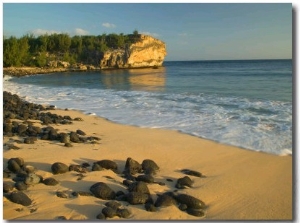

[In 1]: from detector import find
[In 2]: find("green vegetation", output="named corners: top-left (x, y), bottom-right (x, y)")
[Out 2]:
top-left (3, 31), bottom-right (141, 67)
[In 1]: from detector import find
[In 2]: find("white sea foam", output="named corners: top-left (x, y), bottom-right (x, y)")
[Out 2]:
top-left (3, 77), bottom-right (292, 155)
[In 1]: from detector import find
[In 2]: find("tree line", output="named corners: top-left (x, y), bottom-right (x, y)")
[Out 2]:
top-left (3, 30), bottom-right (140, 67)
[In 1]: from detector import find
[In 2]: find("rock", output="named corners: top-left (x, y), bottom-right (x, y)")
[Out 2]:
top-left (186, 208), bottom-right (205, 217)
top-left (128, 181), bottom-right (150, 194)
top-left (69, 164), bottom-right (87, 173)
top-left (175, 194), bottom-right (206, 209)
top-left (124, 157), bottom-right (142, 175)
top-left (145, 203), bottom-right (157, 212)
top-left (43, 177), bottom-right (59, 186)
top-left (15, 182), bottom-right (28, 191)
top-left (60, 133), bottom-right (70, 143)
top-left (155, 194), bottom-right (177, 207)
top-left (7, 144), bottom-right (21, 150)
top-left (136, 174), bottom-right (155, 183)
top-left (24, 173), bottom-right (41, 185)
top-left (142, 159), bottom-right (159, 173)
top-left (175, 176), bottom-right (193, 189)
top-left (56, 191), bottom-right (68, 198)
top-left (92, 163), bottom-right (103, 171)
top-left (102, 207), bottom-right (117, 218)
top-left (64, 143), bottom-right (73, 147)
top-left (23, 165), bottom-right (35, 174)
top-left (8, 191), bottom-right (32, 206)
top-left (96, 213), bottom-right (106, 219)
top-left (127, 192), bottom-right (150, 205)
top-left (7, 159), bottom-right (21, 173)
top-left (100, 34), bottom-right (167, 69)
top-left (181, 169), bottom-right (203, 177)
top-left (95, 160), bottom-right (118, 172)
top-left (116, 208), bottom-right (131, 218)
top-left (70, 132), bottom-right (80, 143)
top-left (48, 129), bottom-right (59, 140)
top-left (51, 162), bottom-right (69, 174)
top-left (89, 182), bottom-right (116, 200)
top-left (17, 124), bottom-right (27, 134)
top-left (105, 201), bottom-right (122, 210)
top-left (24, 137), bottom-right (36, 144)
top-left (76, 129), bottom-right (86, 136)
top-left (3, 182), bottom-right (14, 193)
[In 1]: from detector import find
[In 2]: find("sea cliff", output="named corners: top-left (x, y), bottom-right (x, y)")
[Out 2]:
top-left (100, 35), bottom-right (167, 69)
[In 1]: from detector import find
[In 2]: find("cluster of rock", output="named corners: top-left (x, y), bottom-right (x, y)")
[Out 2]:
top-left (100, 35), bottom-right (167, 69)
top-left (3, 91), bottom-right (100, 148)
top-left (4, 155), bottom-right (206, 219)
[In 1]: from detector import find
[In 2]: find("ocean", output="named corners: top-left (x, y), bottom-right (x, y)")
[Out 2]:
top-left (3, 59), bottom-right (293, 155)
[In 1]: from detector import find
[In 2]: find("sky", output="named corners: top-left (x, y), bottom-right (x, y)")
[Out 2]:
top-left (2, 3), bottom-right (292, 61)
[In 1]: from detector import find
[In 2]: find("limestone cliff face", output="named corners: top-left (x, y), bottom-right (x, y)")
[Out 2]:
top-left (100, 35), bottom-right (167, 69)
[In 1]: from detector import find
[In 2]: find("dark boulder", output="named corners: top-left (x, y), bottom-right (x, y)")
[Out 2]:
top-left (186, 208), bottom-right (205, 217)
top-left (70, 132), bottom-right (80, 143)
top-left (102, 207), bottom-right (117, 218)
top-left (60, 133), bottom-right (70, 143)
top-left (124, 157), bottom-right (142, 175)
top-left (24, 137), bottom-right (37, 144)
top-left (3, 182), bottom-right (14, 193)
top-left (127, 192), bottom-right (150, 205)
top-left (8, 191), bottom-right (32, 206)
top-left (175, 176), bottom-right (193, 189)
top-left (142, 159), bottom-right (159, 174)
top-left (51, 162), bottom-right (69, 174)
top-left (181, 169), bottom-right (203, 177)
top-left (90, 182), bottom-right (116, 200)
top-left (154, 193), bottom-right (177, 207)
top-left (43, 177), bottom-right (59, 186)
top-left (96, 213), bottom-right (106, 219)
top-left (128, 181), bottom-right (150, 195)
top-left (76, 129), bottom-right (86, 136)
top-left (92, 163), bottom-right (103, 171)
top-left (15, 181), bottom-right (28, 191)
top-left (175, 194), bottom-right (206, 209)
top-left (116, 208), bottom-right (131, 218)
top-left (95, 160), bottom-right (118, 172)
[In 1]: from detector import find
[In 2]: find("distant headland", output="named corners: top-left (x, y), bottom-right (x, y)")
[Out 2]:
top-left (3, 31), bottom-right (167, 77)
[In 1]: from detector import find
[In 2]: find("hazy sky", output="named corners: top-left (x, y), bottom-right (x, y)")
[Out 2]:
top-left (3, 3), bottom-right (292, 61)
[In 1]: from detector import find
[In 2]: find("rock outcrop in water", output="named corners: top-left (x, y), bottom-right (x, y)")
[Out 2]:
top-left (100, 35), bottom-right (167, 69)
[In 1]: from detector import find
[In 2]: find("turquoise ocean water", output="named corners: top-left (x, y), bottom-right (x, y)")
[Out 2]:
top-left (3, 59), bottom-right (292, 155)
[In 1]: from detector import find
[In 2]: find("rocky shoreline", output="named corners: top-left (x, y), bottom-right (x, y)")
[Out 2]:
top-left (3, 66), bottom-right (101, 77)
top-left (3, 65), bottom-right (163, 77)
top-left (3, 91), bottom-right (207, 220)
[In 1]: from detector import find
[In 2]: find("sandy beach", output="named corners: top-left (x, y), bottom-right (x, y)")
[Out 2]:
top-left (3, 100), bottom-right (292, 220)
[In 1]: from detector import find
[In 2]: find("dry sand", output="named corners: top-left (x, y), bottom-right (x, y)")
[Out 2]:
top-left (3, 109), bottom-right (293, 220)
